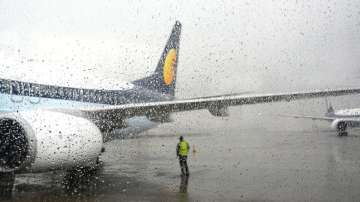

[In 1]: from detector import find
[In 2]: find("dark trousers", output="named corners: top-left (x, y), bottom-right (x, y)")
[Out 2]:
top-left (179, 156), bottom-right (189, 175)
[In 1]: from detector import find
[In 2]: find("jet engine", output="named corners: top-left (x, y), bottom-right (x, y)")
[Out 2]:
top-left (0, 110), bottom-right (103, 173)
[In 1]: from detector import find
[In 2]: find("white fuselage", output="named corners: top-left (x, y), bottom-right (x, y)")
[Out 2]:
top-left (334, 108), bottom-right (360, 118)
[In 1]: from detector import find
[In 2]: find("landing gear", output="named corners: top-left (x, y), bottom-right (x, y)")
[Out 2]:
top-left (337, 122), bottom-right (348, 136)
top-left (62, 156), bottom-right (103, 194)
top-left (0, 172), bottom-right (14, 199)
top-left (338, 131), bottom-right (348, 136)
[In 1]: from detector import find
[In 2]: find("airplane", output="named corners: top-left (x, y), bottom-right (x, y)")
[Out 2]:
top-left (281, 99), bottom-right (360, 136)
top-left (0, 21), bottom-right (360, 185)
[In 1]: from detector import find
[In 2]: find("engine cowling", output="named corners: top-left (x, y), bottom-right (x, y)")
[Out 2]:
top-left (0, 110), bottom-right (103, 172)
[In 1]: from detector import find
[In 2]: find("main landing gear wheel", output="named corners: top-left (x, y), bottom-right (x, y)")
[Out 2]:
top-left (62, 156), bottom-right (103, 193)
top-left (337, 122), bottom-right (348, 136)
top-left (338, 131), bottom-right (348, 136)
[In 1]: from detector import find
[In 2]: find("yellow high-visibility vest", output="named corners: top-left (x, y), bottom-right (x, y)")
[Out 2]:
top-left (179, 141), bottom-right (189, 156)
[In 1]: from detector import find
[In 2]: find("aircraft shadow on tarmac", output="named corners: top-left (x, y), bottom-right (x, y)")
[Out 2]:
top-left (0, 164), bottom-right (191, 201)
top-left (0, 166), bottom-right (105, 200)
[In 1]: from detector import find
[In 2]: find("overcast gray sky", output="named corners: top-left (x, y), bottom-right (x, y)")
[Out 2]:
top-left (0, 0), bottom-right (359, 97)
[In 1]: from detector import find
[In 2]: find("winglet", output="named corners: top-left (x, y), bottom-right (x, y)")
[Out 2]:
top-left (325, 98), bottom-right (335, 116)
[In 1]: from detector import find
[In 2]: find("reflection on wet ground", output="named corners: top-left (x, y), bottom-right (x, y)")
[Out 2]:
top-left (179, 175), bottom-right (189, 193)
top-left (2, 100), bottom-right (360, 201)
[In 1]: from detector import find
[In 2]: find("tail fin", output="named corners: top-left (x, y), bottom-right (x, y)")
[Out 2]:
top-left (133, 21), bottom-right (182, 97)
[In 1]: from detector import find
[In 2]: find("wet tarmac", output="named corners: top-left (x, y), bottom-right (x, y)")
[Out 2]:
top-left (2, 97), bottom-right (360, 201)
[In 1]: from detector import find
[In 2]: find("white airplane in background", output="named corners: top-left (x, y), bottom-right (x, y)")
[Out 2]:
top-left (283, 99), bottom-right (360, 136)
top-left (0, 21), bottom-right (359, 186)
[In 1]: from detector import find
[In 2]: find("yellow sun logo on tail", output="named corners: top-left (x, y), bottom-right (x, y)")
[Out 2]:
top-left (163, 48), bottom-right (177, 85)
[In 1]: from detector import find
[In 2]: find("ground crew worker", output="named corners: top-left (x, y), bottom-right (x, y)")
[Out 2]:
top-left (176, 136), bottom-right (190, 176)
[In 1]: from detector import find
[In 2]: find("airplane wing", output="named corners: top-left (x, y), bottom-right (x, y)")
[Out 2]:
top-left (278, 114), bottom-right (336, 121)
top-left (279, 113), bottom-right (360, 126)
top-left (69, 87), bottom-right (360, 120)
